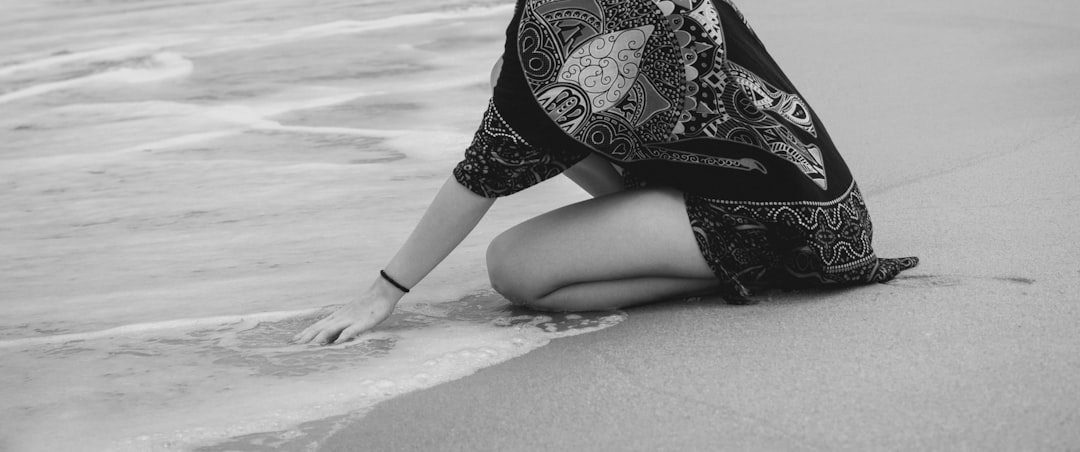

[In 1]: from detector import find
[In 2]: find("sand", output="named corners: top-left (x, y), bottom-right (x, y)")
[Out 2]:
top-left (318, 0), bottom-right (1080, 450)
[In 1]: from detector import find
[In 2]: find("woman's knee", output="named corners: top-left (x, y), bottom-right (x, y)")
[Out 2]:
top-left (486, 227), bottom-right (570, 309)
top-left (485, 228), bottom-right (534, 306)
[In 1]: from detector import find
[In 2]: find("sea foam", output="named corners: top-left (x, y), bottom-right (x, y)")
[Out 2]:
top-left (0, 52), bottom-right (193, 104)
top-left (0, 1), bottom-right (597, 451)
top-left (0, 44), bottom-right (153, 77)
top-left (193, 5), bottom-right (515, 56)
top-left (0, 292), bottom-right (625, 451)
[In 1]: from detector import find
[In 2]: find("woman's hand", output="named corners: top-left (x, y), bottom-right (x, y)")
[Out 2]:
top-left (292, 280), bottom-right (403, 345)
top-left (291, 177), bottom-right (496, 345)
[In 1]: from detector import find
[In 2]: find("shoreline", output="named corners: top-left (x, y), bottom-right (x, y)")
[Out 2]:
top-left (317, 0), bottom-right (1080, 449)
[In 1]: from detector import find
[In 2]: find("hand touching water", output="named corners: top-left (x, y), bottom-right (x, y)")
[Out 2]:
top-left (291, 177), bottom-right (497, 345)
top-left (292, 279), bottom-right (403, 345)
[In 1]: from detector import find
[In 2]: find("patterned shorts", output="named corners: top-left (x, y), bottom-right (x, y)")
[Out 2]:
top-left (683, 186), bottom-right (919, 304)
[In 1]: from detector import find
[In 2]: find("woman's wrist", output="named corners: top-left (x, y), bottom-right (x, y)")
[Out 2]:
top-left (370, 272), bottom-right (409, 302)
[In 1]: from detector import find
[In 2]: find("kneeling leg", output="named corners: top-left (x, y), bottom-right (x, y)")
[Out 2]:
top-left (486, 188), bottom-right (719, 311)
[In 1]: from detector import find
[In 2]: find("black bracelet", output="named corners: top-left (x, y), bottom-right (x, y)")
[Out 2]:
top-left (380, 270), bottom-right (411, 294)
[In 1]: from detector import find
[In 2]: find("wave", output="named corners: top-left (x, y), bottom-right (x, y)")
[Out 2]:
top-left (283, 5), bottom-right (514, 38)
top-left (0, 308), bottom-right (321, 349)
top-left (0, 52), bottom-right (193, 104)
top-left (196, 4), bottom-right (515, 56)
top-left (0, 44), bottom-right (153, 78)
top-left (0, 291), bottom-right (626, 451)
top-left (106, 93), bottom-right (408, 151)
top-left (3, 90), bottom-right (462, 165)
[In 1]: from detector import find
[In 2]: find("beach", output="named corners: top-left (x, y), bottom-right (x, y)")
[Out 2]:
top-left (2, 0), bottom-right (1078, 450)
top-left (1, 1), bottom-right (621, 449)
top-left (320, 0), bottom-right (1080, 450)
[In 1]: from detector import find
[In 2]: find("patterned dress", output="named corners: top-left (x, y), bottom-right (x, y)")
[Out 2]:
top-left (453, 0), bottom-right (918, 303)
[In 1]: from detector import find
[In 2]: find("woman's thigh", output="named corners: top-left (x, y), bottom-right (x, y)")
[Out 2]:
top-left (486, 187), bottom-right (716, 303)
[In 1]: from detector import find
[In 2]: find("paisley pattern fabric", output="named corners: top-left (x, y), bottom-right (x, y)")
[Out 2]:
top-left (454, 100), bottom-right (589, 197)
top-left (452, 0), bottom-right (917, 302)
top-left (517, 0), bottom-right (839, 195)
top-left (685, 185), bottom-right (919, 300)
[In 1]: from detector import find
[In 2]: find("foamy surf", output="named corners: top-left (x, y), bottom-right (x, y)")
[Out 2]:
top-left (0, 52), bottom-right (193, 104)
top-left (193, 5), bottom-right (515, 56)
top-left (0, 309), bottom-right (321, 350)
top-left (0, 291), bottom-right (625, 451)
top-left (0, 0), bottom-right (598, 450)
top-left (0, 44), bottom-right (154, 77)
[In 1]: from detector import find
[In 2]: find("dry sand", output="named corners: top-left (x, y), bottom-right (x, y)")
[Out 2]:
top-left (319, 0), bottom-right (1080, 450)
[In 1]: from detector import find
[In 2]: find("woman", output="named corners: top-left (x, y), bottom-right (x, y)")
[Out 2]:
top-left (293, 0), bottom-right (917, 345)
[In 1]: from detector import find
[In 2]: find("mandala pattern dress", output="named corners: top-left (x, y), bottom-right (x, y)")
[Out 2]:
top-left (453, 0), bottom-right (918, 303)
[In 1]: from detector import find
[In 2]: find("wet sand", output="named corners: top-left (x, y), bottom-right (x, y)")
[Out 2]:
top-left (319, 0), bottom-right (1080, 450)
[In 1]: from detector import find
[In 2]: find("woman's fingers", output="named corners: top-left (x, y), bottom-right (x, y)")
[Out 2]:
top-left (291, 323), bottom-right (315, 344)
top-left (292, 296), bottom-right (397, 345)
top-left (292, 315), bottom-right (337, 344)
top-left (312, 330), bottom-right (332, 345)
top-left (313, 322), bottom-right (347, 345)
top-left (292, 327), bottom-right (318, 345)
top-left (304, 316), bottom-right (368, 345)
top-left (333, 324), bottom-right (368, 345)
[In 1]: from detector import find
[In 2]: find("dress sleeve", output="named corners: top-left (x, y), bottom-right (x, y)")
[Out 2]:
top-left (453, 100), bottom-right (590, 198)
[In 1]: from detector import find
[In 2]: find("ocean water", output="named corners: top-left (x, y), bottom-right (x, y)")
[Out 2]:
top-left (0, 0), bottom-right (623, 450)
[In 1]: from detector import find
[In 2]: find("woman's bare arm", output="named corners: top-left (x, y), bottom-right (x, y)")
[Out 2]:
top-left (563, 153), bottom-right (626, 197)
top-left (293, 176), bottom-right (495, 345)
top-left (295, 60), bottom-right (625, 344)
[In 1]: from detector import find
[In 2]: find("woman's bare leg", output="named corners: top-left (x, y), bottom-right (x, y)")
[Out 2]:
top-left (486, 187), bottom-right (720, 311)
